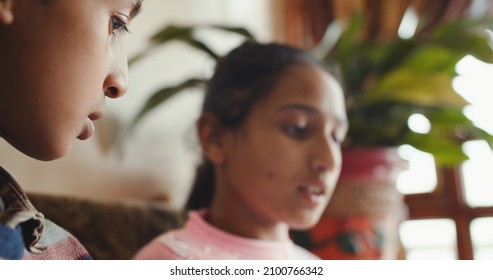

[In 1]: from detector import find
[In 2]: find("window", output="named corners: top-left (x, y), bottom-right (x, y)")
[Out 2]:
top-left (401, 55), bottom-right (493, 259)
top-left (471, 217), bottom-right (493, 259)
top-left (400, 219), bottom-right (457, 259)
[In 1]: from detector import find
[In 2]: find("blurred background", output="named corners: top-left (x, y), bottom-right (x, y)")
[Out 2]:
top-left (1, 0), bottom-right (493, 260)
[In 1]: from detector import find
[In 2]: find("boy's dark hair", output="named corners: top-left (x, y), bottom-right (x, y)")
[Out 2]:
top-left (186, 40), bottom-right (326, 210)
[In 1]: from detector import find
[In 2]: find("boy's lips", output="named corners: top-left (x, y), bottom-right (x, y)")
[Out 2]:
top-left (89, 111), bottom-right (104, 121)
top-left (78, 111), bottom-right (104, 140)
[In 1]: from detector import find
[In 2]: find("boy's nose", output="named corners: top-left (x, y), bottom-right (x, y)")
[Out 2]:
top-left (104, 45), bottom-right (129, 98)
top-left (104, 67), bottom-right (128, 99)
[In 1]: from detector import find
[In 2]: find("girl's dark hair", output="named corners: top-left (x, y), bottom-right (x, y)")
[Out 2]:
top-left (186, 40), bottom-right (323, 210)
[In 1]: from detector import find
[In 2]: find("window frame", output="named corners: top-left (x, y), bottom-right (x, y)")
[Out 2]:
top-left (405, 167), bottom-right (493, 259)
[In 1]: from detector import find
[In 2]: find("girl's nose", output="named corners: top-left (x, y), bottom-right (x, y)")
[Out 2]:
top-left (311, 137), bottom-right (339, 174)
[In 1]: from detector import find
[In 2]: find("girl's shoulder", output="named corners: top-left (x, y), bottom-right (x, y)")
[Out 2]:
top-left (134, 210), bottom-right (247, 260)
top-left (132, 230), bottom-right (187, 260)
top-left (134, 210), bottom-right (234, 260)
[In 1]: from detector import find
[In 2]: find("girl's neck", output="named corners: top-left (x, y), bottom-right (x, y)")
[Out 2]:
top-left (207, 194), bottom-right (290, 241)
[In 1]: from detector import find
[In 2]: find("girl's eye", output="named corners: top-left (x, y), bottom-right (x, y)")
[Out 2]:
top-left (331, 131), bottom-right (346, 145)
top-left (284, 124), bottom-right (309, 139)
top-left (111, 17), bottom-right (129, 34)
top-left (331, 133), bottom-right (342, 144)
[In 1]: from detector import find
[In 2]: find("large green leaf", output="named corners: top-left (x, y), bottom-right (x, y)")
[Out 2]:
top-left (427, 109), bottom-right (493, 147)
top-left (346, 102), bottom-right (416, 146)
top-left (207, 25), bottom-right (255, 39)
top-left (128, 78), bottom-right (207, 134)
top-left (363, 69), bottom-right (469, 108)
top-left (149, 25), bottom-right (193, 44)
top-left (129, 24), bottom-right (255, 65)
top-left (401, 46), bottom-right (461, 74)
top-left (430, 17), bottom-right (493, 63)
top-left (403, 132), bottom-right (469, 166)
top-left (328, 13), bottom-right (364, 62)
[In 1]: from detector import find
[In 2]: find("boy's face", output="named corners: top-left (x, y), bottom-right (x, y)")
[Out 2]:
top-left (0, 0), bottom-right (142, 160)
top-left (221, 64), bottom-right (348, 231)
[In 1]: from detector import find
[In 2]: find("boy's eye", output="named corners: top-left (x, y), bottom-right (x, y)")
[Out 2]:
top-left (111, 17), bottom-right (129, 34)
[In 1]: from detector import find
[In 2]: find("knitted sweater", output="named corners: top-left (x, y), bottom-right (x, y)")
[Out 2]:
top-left (0, 166), bottom-right (90, 260)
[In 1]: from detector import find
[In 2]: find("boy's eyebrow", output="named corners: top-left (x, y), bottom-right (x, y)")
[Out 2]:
top-left (128, 0), bottom-right (143, 20)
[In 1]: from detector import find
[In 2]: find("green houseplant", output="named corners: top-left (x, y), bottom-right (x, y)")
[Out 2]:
top-left (126, 16), bottom-right (493, 166)
top-left (317, 15), bottom-right (493, 166)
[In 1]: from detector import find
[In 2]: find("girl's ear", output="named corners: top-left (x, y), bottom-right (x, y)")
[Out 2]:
top-left (0, 0), bottom-right (13, 25)
top-left (197, 112), bottom-right (231, 166)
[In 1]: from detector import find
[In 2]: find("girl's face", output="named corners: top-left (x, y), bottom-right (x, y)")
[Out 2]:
top-left (222, 64), bottom-right (348, 231)
top-left (0, 0), bottom-right (142, 160)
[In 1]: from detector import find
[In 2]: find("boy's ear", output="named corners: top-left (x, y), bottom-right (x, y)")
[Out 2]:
top-left (197, 112), bottom-right (231, 166)
top-left (0, 0), bottom-right (14, 25)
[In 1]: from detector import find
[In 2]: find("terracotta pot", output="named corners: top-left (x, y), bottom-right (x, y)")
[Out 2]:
top-left (292, 147), bottom-right (408, 259)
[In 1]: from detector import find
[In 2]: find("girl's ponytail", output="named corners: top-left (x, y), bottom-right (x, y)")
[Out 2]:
top-left (186, 159), bottom-right (215, 210)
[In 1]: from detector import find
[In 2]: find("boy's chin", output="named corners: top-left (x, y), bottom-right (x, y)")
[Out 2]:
top-left (25, 142), bottom-right (72, 161)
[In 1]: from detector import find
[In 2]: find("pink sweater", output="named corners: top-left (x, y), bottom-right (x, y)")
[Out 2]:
top-left (134, 210), bottom-right (318, 260)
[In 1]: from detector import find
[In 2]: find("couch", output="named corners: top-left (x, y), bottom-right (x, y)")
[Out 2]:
top-left (28, 192), bottom-right (183, 260)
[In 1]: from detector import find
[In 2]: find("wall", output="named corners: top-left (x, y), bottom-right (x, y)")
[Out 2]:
top-left (0, 0), bottom-right (281, 210)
